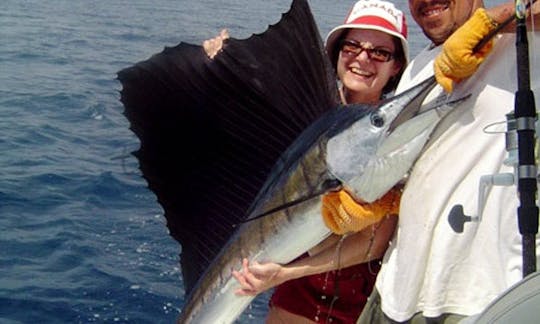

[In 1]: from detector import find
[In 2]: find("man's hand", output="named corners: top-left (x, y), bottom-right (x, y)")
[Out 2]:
top-left (434, 8), bottom-right (499, 92)
top-left (321, 188), bottom-right (401, 235)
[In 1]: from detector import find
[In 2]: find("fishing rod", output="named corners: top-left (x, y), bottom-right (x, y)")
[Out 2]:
top-left (448, 0), bottom-right (539, 277)
top-left (513, 0), bottom-right (538, 277)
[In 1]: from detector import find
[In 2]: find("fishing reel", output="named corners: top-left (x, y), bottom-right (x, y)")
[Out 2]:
top-left (448, 112), bottom-right (539, 233)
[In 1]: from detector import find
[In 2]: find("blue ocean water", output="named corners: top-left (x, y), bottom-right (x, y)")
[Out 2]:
top-left (0, 0), bottom-right (431, 323)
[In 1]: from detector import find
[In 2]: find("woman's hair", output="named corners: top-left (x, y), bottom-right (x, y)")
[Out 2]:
top-left (381, 35), bottom-right (406, 97)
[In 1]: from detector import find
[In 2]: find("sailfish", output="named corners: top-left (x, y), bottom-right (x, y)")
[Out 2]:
top-left (117, 0), bottom-right (464, 322)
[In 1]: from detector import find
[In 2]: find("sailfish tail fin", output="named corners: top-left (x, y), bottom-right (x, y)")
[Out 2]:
top-left (117, 0), bottom-right (338, 294)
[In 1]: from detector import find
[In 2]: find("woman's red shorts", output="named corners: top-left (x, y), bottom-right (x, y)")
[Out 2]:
top-left (270, 256), bottom-right (380, 324)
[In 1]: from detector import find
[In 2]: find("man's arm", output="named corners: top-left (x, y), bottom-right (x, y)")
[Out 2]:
top-left (435, 1), bottom-right (539, 92)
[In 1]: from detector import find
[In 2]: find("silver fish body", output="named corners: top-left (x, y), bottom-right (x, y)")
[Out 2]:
top-left (178, 115), bottom-right (339, 323)
top-left (178, 76), bottom-right (463, 323)
top-left (327, 76), bottom-right (449, 202)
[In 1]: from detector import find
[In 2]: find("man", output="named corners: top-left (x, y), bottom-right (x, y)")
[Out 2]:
top-left (324, 1), bottom-right (540, 323)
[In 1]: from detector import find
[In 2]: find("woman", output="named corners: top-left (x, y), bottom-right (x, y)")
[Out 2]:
top-left (228, 1), bottom-right (408, 323)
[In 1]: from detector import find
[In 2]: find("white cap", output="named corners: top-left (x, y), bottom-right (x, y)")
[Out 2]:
top-left (325, 0), bottom-right (409, 65)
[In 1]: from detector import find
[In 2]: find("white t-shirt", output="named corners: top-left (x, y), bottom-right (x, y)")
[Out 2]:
top-left (376, 32), bottom-right (540, 321)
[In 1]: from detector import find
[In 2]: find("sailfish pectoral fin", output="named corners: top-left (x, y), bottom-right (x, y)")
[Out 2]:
top-left (242, 178), bottom-right (342, 224)
top-left (117, 0), bottom-right (338, 294)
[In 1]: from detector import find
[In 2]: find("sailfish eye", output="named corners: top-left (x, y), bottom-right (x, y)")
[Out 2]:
top-left (370, 113), bottom-right (384, 127)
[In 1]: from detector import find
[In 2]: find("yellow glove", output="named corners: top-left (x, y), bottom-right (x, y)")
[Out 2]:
top-left (434, 8), bottom-right (499, 92)
top-left (321, 188), bottom-right (401, 235)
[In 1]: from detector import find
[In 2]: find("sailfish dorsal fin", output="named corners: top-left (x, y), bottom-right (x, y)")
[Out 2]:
top-left (117, 0), bottom-right (338, 293)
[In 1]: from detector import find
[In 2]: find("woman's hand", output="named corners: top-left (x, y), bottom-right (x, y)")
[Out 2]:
top-left (232, 258), bottom-right (284, 296)
top-left (203, 29), bottom-right (229, 59)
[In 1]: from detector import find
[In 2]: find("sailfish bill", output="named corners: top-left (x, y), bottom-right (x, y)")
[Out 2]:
top-left (117, 0), bottom-right (468, 323)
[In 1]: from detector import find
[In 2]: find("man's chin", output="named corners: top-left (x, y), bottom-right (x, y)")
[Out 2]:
top-left (422, 23), bottom-right (455, 45)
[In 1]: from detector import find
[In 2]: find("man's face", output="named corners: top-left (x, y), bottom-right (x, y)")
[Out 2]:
top-left (408, 0), bottom-right (478, 45)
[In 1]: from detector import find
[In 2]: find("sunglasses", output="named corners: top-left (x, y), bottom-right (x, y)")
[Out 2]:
top-left (339, 39), bottom-right (395, 63)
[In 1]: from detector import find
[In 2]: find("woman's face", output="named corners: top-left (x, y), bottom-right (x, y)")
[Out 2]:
top-left (336, 29), bottom-right (403, 104)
